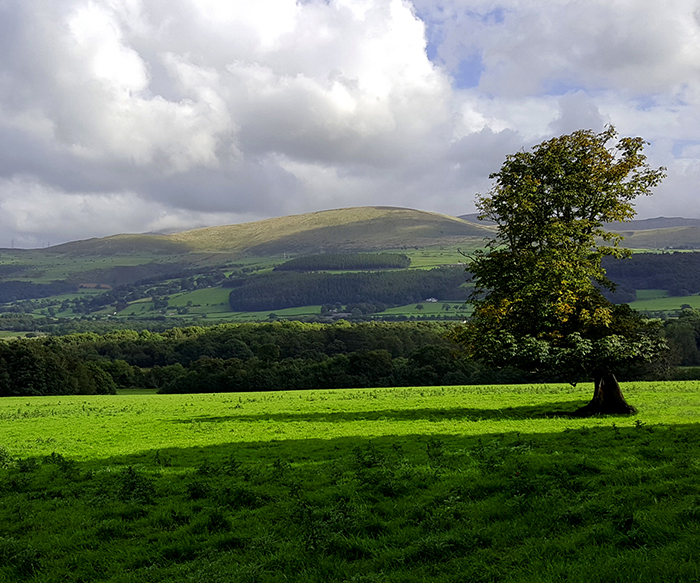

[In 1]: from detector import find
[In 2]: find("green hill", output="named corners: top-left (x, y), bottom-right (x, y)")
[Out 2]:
top-left (38, 208), bottom-right (700, 258)
top-left (47, 234), bottom-right (190, 256)
top-left (40, 207), bottom-right (493, 258)
top-left (614, 226), bottom-right (700, 250)
top-left (170, 206), bottom-right (495, 254)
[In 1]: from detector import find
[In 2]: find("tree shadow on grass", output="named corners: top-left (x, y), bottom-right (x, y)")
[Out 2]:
top-left (52, 421), bottom-right (700, 471)
top-left (6, 423), bottom-right (700, 583)
top-left (171, 400), bottom-right (592, 425)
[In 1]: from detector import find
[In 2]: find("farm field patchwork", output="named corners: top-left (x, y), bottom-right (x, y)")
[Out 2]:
top-left (1, 382), bottom-right (700, 581)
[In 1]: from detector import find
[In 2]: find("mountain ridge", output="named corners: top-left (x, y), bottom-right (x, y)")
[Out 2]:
top-left (11, 207), bottom-right (700, 258)
top-left (46, 206), bottom-right (495, 257)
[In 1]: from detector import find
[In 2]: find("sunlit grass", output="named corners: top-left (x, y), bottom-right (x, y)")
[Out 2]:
top-left (630, 294), bottom-right (700, 312)
top-left (2, 382), bottom-right (698, 462)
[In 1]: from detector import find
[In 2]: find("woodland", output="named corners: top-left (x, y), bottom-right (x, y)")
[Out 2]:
top-left (1, 311), bottom-right (699, 398)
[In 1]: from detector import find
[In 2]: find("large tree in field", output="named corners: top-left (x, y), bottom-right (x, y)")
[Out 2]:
top-left (453, 126), bottom-right (667, 415)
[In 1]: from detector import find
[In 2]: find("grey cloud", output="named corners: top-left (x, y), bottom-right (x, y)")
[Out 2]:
top-left (141, 157), bottom-right (303, 216)
top-left (549, 92), bottom-right (608, 136)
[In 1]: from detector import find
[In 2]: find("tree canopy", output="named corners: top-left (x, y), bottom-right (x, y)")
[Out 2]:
top-left (453, 126), bottom-right (667, 414)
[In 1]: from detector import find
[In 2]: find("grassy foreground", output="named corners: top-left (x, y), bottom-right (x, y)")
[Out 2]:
top-left (1, 382), bottom-right (700, 582)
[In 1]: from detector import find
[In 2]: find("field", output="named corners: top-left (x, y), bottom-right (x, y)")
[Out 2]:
top-left (630, 290), bottom-right (700, 313)
top-left (2, 382), bottom-right (700, 582)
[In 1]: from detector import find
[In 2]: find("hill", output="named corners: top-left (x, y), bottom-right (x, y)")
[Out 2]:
top-left (25, 208), bottom-right (700, 259)
top-left (612, 226), bottom-right (700, 250)
top-left (47, 234), bottom-right (190, 256)
top-left (1, 207), bottom-right (700, 332)
top-left (44, 207), bottom-right (494, 258)
top-left (170, 206), bottom-right (494, 254)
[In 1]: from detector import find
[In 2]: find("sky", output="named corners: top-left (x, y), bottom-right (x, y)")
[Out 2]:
top-left (1, 0), bottom-right (699, 247)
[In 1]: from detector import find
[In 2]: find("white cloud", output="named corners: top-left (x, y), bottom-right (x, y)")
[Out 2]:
top-left (0, 0), bottom-right (700, 246)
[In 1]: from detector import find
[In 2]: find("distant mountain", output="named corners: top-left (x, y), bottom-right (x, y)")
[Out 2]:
top-left (458, 213), bottom-right (496, 225)
top-left (607, 217), bottom-right (700, 230)
top-left (458, 213), bottom-right (700, 249)
top-left (16, 207), bottom-right (700, 263)
top-left (49, 207), bottom-right (495, 257)
top-left (459, 213), bottom-right (700, 231)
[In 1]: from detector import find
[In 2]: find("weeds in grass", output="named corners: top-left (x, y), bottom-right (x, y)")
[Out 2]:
top-left (118, 466), bottom-right (156, 504)
top-left (1, 426), bottom-right (699, 581)
top-left (0, 446), bottom-right (10, 469)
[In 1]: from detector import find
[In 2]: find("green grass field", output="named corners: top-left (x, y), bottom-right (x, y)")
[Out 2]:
top-left (2, 382), bottom-right (700, 582)
top-left (630, 291), bottom-right (700, 313)
top-left (402, 246), bottom-right (469, 269)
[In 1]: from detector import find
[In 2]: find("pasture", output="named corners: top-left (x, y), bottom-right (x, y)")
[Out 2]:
top-left (1, 382), bottom-right (700, 582)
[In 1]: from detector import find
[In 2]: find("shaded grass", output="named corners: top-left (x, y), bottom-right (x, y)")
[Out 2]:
top-left (1, 423), bottom-right (700, 582)
top-left (2, 382), bottom-right (700, 461)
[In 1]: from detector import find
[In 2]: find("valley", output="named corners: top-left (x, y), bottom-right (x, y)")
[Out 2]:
top-left (0, 206), bottom-right (699, 335)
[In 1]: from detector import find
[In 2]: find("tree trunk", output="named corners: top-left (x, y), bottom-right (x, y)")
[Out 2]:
top-left (573, 370), bottom-right (637, 416)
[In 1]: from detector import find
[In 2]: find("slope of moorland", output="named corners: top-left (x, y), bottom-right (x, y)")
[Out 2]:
top-left (0, 207), bottom-right (492, 287)
top-left (40, 207), bottom-right (493, 259)
top-left (613, 226), bottom-right (700, 249)
top-left (170, 206), bottom-right (495, 254)
top-left (18, 207), bottom-right (700, 262)
top-left (47, 233), bottom-right (192, 256)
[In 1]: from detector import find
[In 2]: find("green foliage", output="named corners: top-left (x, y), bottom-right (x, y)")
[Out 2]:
top-left (0, 280), bottom-right (77, 303)
top-left (0, 339), bottom-right (115, 397)
top-left (605, 251), bottom-right (700, 298)
top-left (664, 308), bottom-right (700, 367)
top-left (459, 127), bottom-right (667, 380)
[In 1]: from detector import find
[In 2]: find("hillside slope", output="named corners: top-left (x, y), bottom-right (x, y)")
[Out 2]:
top-left (170, 206), bottom-right (494, 254)
top-left (42, 207), bottom-right (493, 257)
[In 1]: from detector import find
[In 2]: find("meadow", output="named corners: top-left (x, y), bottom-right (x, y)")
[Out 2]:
top-left (629, 290), bottom-right (700, 313)
top-left (2, 382), bottom-right (700, 582)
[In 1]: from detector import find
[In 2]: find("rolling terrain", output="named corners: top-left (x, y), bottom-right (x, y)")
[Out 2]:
top-left (0, 206), bottom-right (699, 331)
top-left (47, 207), bottom-right (494, 259)
top-left (460, 213), bottom-right (700, 250)
top-left (0, 207), bottom-right (490, 285)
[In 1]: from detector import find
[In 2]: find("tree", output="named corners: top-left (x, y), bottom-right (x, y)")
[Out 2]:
top-left (452, 126), bottom-right (667, 415)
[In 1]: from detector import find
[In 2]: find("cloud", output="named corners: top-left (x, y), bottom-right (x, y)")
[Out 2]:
top-left (549, 92), bottom-right (608, 136)
top-left (0, 0), bottom-right (699, 246)
top-left (0, 176), bottom-right (255, 248)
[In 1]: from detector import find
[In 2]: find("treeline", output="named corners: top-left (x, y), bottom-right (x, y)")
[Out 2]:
top-left (50, 321), bottom-right (460, 368)
top-left (225, 267), bottom-right (469, 312)
top-left (664, 308), bottom-right (700, 367)
top-left (7, 315), bottom-right (695, 398)
top-left (0, 281), bottom-right (76, 303)
top-left (0, 340), bottom-right (115, 397)
top-left (3, 321), bottom-right (522, 395)
top-left (274, 253), bottom-right (411, 271)
top-left (604, 252), bottom-right (700, 297)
